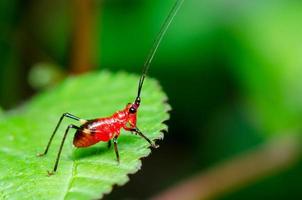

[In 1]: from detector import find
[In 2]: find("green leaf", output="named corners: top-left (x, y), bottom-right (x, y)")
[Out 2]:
top-left (0, 71), bottom-right (170, 200)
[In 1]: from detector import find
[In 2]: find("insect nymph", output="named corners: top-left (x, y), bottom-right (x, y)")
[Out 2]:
top-left (38, 0), bottom-right (184, 175)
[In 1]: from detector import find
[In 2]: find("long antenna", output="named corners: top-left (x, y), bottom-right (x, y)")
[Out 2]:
top-left (136, 0), bottom-right (184, 100)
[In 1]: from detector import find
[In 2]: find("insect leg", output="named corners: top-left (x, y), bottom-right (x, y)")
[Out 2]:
top-left (48, 124), bottom-right (79, 176)
top-left (132, 128), bottom-right (159, 148)
top-left (38, 113), bottom-right (83, 156)
top-left (113, 137), bottom-right (120, 163)
top-left (107, 140), bottom-right (112, 149)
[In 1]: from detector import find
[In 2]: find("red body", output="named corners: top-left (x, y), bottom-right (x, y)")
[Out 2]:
top-left (73, 103), bottom-right (138, 147)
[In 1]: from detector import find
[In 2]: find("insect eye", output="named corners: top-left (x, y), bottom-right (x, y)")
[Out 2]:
top-left (129, 107), bottom-right (136, 114)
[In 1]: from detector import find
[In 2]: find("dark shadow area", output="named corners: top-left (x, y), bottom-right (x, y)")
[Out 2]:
top-left (71, 144), bottom-right (109, 160)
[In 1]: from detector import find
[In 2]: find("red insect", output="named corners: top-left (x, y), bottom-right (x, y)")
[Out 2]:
top-left (38, 0), bottom-right (184, 175)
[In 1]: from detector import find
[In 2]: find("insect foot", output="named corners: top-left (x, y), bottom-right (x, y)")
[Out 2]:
top-left (36, 153), bottom-right (45, 157)
top-left (152, 143), bottom-right (159, 149)
top-left (47, 171), bottom-right (55, 176)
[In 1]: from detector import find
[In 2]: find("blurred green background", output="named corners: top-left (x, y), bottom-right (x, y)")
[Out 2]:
top-left (1, 0), bottom-right (302, 199)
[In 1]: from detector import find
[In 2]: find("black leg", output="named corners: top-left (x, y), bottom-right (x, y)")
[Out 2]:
top-left (113, 137), bottom-right (120, 163)
top-left (131, 128), bottom-right (159, 148)
top-left (37, 113), bottom-right (81, 156)
top-left (108, 140), bottom-right (112, 149)
top-left (48, 124), bottom-right (79, 176)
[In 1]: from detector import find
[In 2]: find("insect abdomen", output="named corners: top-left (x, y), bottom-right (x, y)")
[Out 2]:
top-left (73, 130), bottom-right (99, 147)
top-left (73, 118), bottom-right (123, 147)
